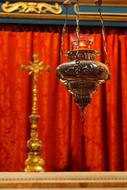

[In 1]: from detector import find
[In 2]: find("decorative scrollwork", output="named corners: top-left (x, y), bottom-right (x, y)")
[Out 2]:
top-left (1, 1), bottom-right (62, 14)
top-left (60, 62), bottom-right (104, 78)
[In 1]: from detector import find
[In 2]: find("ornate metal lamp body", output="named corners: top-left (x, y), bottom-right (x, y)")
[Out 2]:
top-left (57, 44), bottom-right (110, 110)
top-left (57, 0), bottom-right (110, 111)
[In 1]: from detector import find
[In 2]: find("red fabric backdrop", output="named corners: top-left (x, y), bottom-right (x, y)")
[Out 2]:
top-left (0, 24), bottom-right (127, 171)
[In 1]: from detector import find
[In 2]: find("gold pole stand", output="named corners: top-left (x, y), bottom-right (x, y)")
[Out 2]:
top-left (21, 54), bottom-right (50, 172)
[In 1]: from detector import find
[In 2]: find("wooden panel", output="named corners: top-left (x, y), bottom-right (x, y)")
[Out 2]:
top-left (0, 172), bottom-right (127, 189)
top-left (0, 13), bottom-right (127, 22)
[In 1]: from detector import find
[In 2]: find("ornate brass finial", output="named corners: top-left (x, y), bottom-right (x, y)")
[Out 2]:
top-left (2, 2), bottom-right (62, 14)
top-left (21, 54), bottom-right (50, 172)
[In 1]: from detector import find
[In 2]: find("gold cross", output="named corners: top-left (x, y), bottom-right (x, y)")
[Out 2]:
top-left (21, 54), bottom-right (50, 79)
top-left (20, 53), bottom-right (50, 172)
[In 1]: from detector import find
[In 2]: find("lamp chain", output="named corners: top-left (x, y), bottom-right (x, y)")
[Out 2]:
top-left (76, 0), bottom-right (80, 48)
top-left (75, 0), bottom-right (80, 60)
top-left (95, 0), bottom-right (109, 68)
top-left (61, 2), bottom-right (69, 45)
top-left (60, 1), bottom-right (71, 64)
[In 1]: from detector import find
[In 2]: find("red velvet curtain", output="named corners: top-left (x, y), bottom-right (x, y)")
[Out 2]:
top-left (0, 24), bottom-right (127, 171)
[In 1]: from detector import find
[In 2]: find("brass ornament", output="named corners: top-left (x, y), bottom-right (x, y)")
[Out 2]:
top-left (57, 0), bottom-right (110, 111)
top-left (57, 48), bottom-right (110, 110)
top-left (2, 1), bottom-right (62, 14)
top-left (57, 1), bottom-right (110, 111)
top-left (21, 54), bottom-right (50, 172)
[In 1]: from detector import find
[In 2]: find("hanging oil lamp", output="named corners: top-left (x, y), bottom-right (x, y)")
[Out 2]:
top-left (56, 0), bottom-right (110, 111)
top-left (56, 0), bottom-right (110, 166)
top-left (57, 35), bottom-right (110, 110)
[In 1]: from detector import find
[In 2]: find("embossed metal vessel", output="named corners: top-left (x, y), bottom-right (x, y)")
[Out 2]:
top-left (56, 39), bottom-right (110, 110)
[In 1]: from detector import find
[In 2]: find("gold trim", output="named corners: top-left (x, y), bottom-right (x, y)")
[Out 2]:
top-left (74, 3), bottom-right (127, 16)
top-left (0, 12), bottom-right (127, 22)
top-left (1, 1), bottom-right (62, 14)
top-left (73, 4), bottom-right (127, 22)
top-left (0, 172), bottom-right (127, 188)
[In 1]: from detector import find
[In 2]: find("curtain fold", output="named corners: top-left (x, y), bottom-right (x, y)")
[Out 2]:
top-left (0, 30), bottom-right (33, 171)
top-left (0, 25), bottom-right (127, 171)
